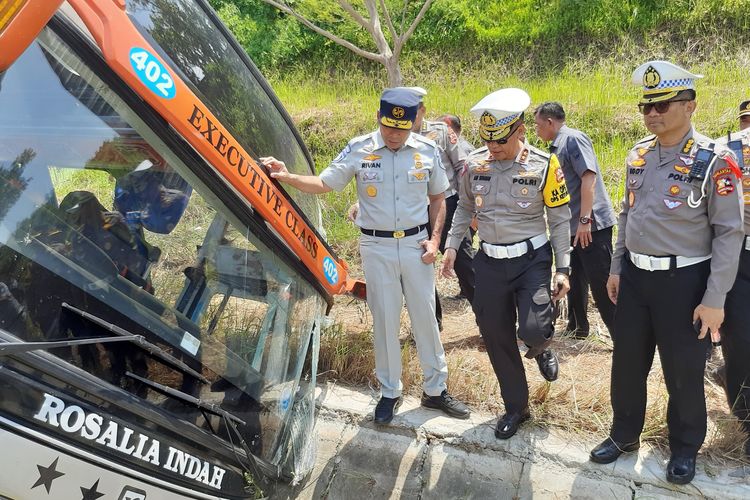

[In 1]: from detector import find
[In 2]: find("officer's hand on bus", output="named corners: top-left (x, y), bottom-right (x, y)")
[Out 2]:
top-left (606, 274), bottom-right (620, 304)
top-left (551, 272), bottom-right (570, 301)
top-left (260, 156), bottom-right (290, 180)
top-left (573, 224), bottom-right (592, 248)
top-left (420, 238), bottom-right (439, 264)
top-left (347, 202), bottom-right (359, 223)
top-left (693, 304), bottom-right (724, 340)
top-left (440, 248), bottom-right (457, 277)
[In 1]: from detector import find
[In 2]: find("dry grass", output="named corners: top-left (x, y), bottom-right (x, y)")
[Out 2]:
top-left (319, 252), bottom-right (749, 465)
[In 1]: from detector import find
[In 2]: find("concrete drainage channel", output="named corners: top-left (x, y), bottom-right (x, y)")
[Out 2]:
top-left (274, 384), bottom-right (750, 499)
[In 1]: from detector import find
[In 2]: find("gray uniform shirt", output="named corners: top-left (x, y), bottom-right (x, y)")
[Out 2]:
top-left (320, 130), bottom-right (449, 231)
top-left (715, 128), bottom-right (750, 235)
top-left (550, 124), bottom-right (617, 233)
top-left (611, 128), bottom-right (744, 308)
top-left (420, 120), bottom-right (465, 197)
top-left (447, 144), bottom-right (572, 269)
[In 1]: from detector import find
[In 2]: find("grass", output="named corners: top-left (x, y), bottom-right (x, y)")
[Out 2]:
top-left (270, 52), bottom-right (750, 246)
top-left (266, 53), bottom-right (750, 464)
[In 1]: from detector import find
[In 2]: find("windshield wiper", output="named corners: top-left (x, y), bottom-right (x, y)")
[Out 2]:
top-left (125, 371), bottom-right (244, 424)
top-left (61, 302), bottom-right (208, 384)
top-left (125, 371), bottom-right (283, 484)
top-left (0, 336), bottom-right (138, 355)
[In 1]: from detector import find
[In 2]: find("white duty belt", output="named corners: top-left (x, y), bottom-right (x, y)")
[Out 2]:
top-left (628, 251), bottom-right (711, 272)
top-left (482, 233), bottom-right (548, 259)
top-left (744, 235), bottom-right (750, 251)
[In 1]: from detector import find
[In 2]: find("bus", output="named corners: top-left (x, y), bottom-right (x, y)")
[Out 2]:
top-left (0, 1), bottom-right (359, 498)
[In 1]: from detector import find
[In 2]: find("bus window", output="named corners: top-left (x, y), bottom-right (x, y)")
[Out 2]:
top-left (0, 26), bottom-right (324, 469)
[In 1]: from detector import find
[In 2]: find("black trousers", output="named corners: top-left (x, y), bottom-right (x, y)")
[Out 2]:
top-left (610, 258), bottom-right (711, 456)
top-left (567, 226), bottom-right (615, 337)
top-left (472, 243), bottom-right (554, 413)
top-left (435, 194), bottom-right (476, 326)
top-left (721, 247), bottom-right (750, 434)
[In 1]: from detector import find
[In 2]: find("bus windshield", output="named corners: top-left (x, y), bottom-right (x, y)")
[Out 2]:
top-left (0, 24), bottom-right (324, 472)
top-left (125, 0), bottom-right (323, 230)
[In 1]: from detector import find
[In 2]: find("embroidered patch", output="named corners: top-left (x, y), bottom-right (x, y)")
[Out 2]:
top-left (363, 154), bottom-right (381, 161)
top-left (674, 165), bottom-right (690, 175)
top-left (475, 195), bottom-right (483, 207)
top-left (663, 199), bottom-right (682, 209)
top-left (628, 190), bottom-right (635, 207)
top-left (669, 185), bottom-right (681, 196)
top-left (630, 158), bottom-right (646, 168)
top-left (366, 185), bottom-right (377, 197)
top-left (414, 161), bottom-right (424, 169)
top-left (413, 153), bottom-right (421, 161)
top-left (715, 176), bottom-right (734, 196)
top-left (678, 155), bottom-right (693, 166)
top-left (516, 201), bottom-right (531, 209)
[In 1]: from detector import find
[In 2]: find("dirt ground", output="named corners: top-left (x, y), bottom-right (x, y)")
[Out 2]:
top-left (321, 259), bottom-right (748, 464)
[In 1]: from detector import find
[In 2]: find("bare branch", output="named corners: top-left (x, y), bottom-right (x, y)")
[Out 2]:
top-left (336, 0), bottom-right (372, 33)
top-left (362, 0), bottom-right (391, 56)
top-left (259, 0), bottom-right (383, 62)
top-left (395, 0), bottom-right (434, 55)
top-left (378, 0), bottom-right (398, 43)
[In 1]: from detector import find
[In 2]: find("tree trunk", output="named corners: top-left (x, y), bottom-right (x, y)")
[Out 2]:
top-left (383, 55), bottom-right (402, 87)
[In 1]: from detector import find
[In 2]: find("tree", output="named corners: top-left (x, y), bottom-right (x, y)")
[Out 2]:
top-left (258, 0), bottom-right (434, 86)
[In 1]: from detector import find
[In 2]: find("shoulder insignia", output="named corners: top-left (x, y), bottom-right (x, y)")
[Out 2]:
top-left (543, 155), bottom-right (570, 207)
top-left (426, 131), bottom-right (439, 141)
top-left (682, 138), bottom-right (695, 155)
top-left (519, 148), bottom-right (529, 165)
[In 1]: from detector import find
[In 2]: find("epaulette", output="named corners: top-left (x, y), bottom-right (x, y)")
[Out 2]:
top-left (412, 133), bottom-right (438, 148)
top-left (634, 134), bottom-right (657, 146)
top-left (526, 144), bottom-right (551, 160)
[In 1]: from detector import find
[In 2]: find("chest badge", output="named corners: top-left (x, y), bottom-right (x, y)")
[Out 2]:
top-left (630, 158), bottom-right (646, 168)
top-left (366, 185), bottom-right (377, 197)
top-left (663, 199), bottom-right (682, 209)
top-left (668, 185), bottom-right (681, 196)
top-left (628, 191), bottom-right (636, 207)
top-left (475, 195), bottom-right (484, 207)
top-left (516, 201), bottom-right (531, 209)
top-left (674, 165), bottom-right (690, 174)
top-left (363, 154), bottom-right (381, 161)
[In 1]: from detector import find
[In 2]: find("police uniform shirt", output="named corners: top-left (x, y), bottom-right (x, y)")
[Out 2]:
top-left (550, 124), bottom-right (617, 233)
top-left (716, 128), bottom-right (750, 235)
top-left (458, 137), bottom-right (476, 159)
top-left (420, 120), bottom-right (466, 196)
top-left (611, 128), bottom-right (744, 307)
top-left (320, 130), bottom-right (449, 231)
top-left (447, 143), bottom-right (572, 268)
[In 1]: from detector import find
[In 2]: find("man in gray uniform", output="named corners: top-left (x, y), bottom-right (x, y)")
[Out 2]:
top-left (714, 107), bottom-right (750, 457)
top-left (262, 88), bottom-right (469, 426)
top-left (739, 100), bottom-right (750, 131)
top-left (442, 88), bottom-right (571, 440)
top-left (534, 102), bottom-right (617, 339)
top-left (589, 61), bottom-right (744, 485)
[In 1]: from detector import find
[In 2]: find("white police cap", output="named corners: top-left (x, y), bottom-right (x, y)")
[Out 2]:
top-left (632, 60), bottom-right (703, 104)
top-left (470, 88), bottom-right (531, 142)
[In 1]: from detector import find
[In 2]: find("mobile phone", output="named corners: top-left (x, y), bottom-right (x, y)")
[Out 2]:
top-left (727, 139), bottom-right (746, 171)
top-left (688, 148), bottom-right (714, 181)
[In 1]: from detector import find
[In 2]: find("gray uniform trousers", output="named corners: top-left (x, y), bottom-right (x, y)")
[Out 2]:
top-left (359, 229), bottom-right (448, 398)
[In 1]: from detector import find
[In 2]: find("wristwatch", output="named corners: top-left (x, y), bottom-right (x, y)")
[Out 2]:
top-left (579, 216), bottom-right (592, 225)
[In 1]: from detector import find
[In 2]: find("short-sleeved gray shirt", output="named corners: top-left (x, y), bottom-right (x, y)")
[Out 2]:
top-left (320, 130), bottom-right (449, 231)
top-left (550, 125), bottom-right (617, 233)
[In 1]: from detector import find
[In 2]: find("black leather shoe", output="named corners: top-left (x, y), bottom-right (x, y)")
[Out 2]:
top-left (421, 390), bottom-right (470, 419)
top-left (495, 410), bottom-right (531, 439)
top-left (666, 455), bottom-right (696, 485)
top-left (535, 349), bottom-right (559, 382)
top-left (373, 396), bottom-right (401, 425)
top-left (589, 437), bottom-right (640, 464)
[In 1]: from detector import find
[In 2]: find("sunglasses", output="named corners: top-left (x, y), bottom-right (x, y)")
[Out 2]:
top-left (638, 99), bottom-right (689, 115)
top-left (484, 124), bottom-right (520, 145)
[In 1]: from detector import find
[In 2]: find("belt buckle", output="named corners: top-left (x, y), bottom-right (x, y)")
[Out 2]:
top-left (393, 230), bottom-right (405, 239)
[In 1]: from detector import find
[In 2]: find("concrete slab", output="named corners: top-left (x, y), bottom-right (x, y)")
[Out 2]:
top-left (324, 423), bottom-right (426, 500)
top-left (422, 442), bottom-right (523, 500)
top-left (300, 383), bottom-right (750, 500)
top-left (518, 460), bottom-right (632, 500)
